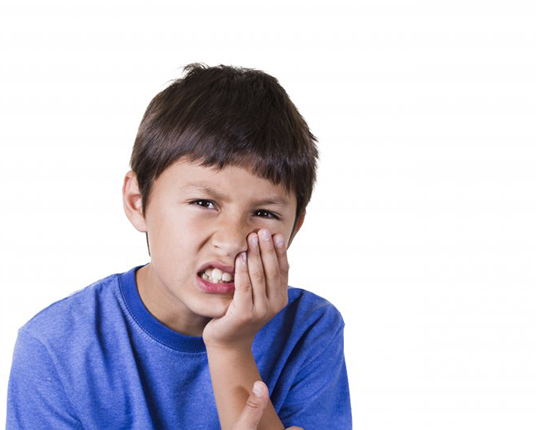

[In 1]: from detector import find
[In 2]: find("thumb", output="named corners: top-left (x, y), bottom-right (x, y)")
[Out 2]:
top-left (231, 381), bottom-right (269, 430)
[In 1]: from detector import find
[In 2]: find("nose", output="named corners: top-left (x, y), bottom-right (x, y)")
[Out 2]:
top-left (211, 214), bottom-right (252, 260)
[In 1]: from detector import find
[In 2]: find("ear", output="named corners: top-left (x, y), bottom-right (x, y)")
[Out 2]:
top-left (122, 170), bottom-right (148, 233)
top-left (287, 210), bottom-right (306, 248)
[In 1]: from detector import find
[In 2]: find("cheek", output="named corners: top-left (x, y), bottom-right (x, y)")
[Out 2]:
top-left (148, 212), bottom-right (208, 258)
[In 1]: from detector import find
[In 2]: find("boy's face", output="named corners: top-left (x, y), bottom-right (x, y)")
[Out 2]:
top-left (122, 158), bottom-right (305, 336)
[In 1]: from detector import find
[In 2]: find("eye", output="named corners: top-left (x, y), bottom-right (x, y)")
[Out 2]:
top-left (190, 199), bottom-right (216, 209)
top-left (255, 209), bottom-right (280, 220)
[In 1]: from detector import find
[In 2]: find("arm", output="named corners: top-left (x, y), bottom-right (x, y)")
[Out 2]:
top-left (231, 381), bottom-right (303, 430)
top-left (206, 344), bottom-right (283, 429)
top-left (7, 329), bottom-right (82, 429)
top-left (203, 229), bottom-right (291, 430)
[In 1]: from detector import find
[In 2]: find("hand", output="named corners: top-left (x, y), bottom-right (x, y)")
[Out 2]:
top-left (231, 381), bottom-right (303, 430)
top-left (203, 229), bottom-right (289, 350)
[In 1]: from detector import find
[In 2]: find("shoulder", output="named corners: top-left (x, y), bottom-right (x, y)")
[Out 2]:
top-left (274, 286), bottom-right (346, 345)
top-left (19, 270), bottom-right (123, 345)
top-left (287, 286), bottom-right (345, 327)
top-left (274, 287), bottom-right (352, 428)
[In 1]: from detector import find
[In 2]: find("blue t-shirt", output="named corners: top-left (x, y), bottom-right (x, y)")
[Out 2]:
top-left (7, 264), bottom-right (352, 429)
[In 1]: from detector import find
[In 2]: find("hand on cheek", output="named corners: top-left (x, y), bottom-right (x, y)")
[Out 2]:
top-left (245, 229), bottom-right (289, 314)
top-left (202, 229), bottom-right (289, 350)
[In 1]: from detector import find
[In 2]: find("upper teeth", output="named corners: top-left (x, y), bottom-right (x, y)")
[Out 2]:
top-left (202, 267), bottom-right (233, 283)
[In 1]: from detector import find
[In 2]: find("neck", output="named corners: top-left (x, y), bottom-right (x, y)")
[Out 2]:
top-left (135, 264), bottom-right (210, 337)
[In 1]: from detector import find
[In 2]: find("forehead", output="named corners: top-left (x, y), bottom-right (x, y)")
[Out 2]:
top-left (156, 159), bottom-right (296, 206)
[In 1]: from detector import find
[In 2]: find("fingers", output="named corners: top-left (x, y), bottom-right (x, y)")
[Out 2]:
top-left (256, 229), bottom-right (280, 301)
top-left (233, 251), bottom-right (253, 313)
top-left (231, 381), bottom-right (269, 430)
top-left (272, 232), bottom-right (290, 303)
top-left (247, 229), bottom-right (290, 310)
top-left (237, 229), bottom-right (290, 320)
top-left (246, 232), bottom-right (268, 312)
top-left (260, 230), bottom-right (289, 308)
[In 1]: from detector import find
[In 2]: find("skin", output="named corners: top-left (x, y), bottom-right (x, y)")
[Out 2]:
top-left (233, 381), bottom-right (303, 430)
top-left (122, 157), bottom-right (306, 429)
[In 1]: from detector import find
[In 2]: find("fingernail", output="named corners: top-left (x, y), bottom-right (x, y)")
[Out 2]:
top-left (274, 235), bottom-right (284, 248)
top-left (249, 233), bottom-right (258, 247)
top-left (252, 381), bottom-right (263, 397)
top-left (241, 251), bottom-right (247, 262)
top-left (260, 229), bottom-right (271, 242)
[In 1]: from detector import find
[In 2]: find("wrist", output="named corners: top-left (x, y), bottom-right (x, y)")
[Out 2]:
top-left (204, 337), bottom-right (254, 354)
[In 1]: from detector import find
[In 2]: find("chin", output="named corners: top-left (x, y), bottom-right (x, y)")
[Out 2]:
top-left (192, 296), bottom-right (231, 319)
top-left (208, 307), bottom-right (228, 319)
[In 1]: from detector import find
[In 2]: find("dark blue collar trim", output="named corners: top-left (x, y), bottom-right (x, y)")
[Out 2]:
top-left (118, 264), bottom-right (207, 354)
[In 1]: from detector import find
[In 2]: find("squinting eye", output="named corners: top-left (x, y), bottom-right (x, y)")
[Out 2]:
top-left (191, 200), bottom-right (215, 209)
top-left (256, 210), bottom-right (279, 220)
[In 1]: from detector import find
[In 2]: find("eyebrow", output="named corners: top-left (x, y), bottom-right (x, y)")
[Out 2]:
top-left (184, 182), bottom-right (290, 206)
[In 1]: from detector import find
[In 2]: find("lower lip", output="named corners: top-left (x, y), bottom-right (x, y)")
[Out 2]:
top-left (197, 274), bottom-right (235, 294)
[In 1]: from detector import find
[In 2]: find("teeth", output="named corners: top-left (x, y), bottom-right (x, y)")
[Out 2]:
top-left (211, 268), bottom-right (222, 280)
top-left (202, 267), bottom-right (234, 284)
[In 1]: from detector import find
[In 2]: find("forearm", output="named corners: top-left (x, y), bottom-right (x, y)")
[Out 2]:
top-left (206, 345), bottom-right (284, 430)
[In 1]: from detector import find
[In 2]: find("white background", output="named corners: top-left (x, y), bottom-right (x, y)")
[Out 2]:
top-left (1, 0), bottom-right (535, 428)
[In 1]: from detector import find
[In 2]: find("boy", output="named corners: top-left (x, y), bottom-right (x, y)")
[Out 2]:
top-left (7, 63), bottom-right (352, 429)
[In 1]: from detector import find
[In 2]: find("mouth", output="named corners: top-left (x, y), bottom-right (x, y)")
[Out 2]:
top-left (198, 266), bottom-right (234, 284)
top-left (197, 266), bottom-right (235, 294)
top-left (197, 274), bottom-right (235, 294)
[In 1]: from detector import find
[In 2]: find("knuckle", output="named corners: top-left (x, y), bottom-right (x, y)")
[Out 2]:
top-left (245, 397), bottom-right (263, 410)
top-left (265, 242), bottom-right (275, 252)
top-left (240, 279), bottom-right (252, 292)
top-left (251, 269), bottom-right (265, 283)
top-left (260, 241), bottom-right (274, 253)
top-left (265, 270), bottom-right (279, 281)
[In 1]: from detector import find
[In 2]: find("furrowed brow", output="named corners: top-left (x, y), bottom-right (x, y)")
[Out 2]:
top-left (184, 182), bottom-right (289, 207)
top-left (252, 196), bottom-right (289, 207)
top-left (184, 183), bottom-right (226, 201)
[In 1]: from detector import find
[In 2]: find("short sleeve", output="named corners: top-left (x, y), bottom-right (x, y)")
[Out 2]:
top-left (7, 329), bottom-right (82, 429)
top-left (278, 323), bottom-right (352, 429)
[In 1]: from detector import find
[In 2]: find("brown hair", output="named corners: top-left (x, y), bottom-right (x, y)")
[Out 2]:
top-left (129, 63), bottom-right (319, 236)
